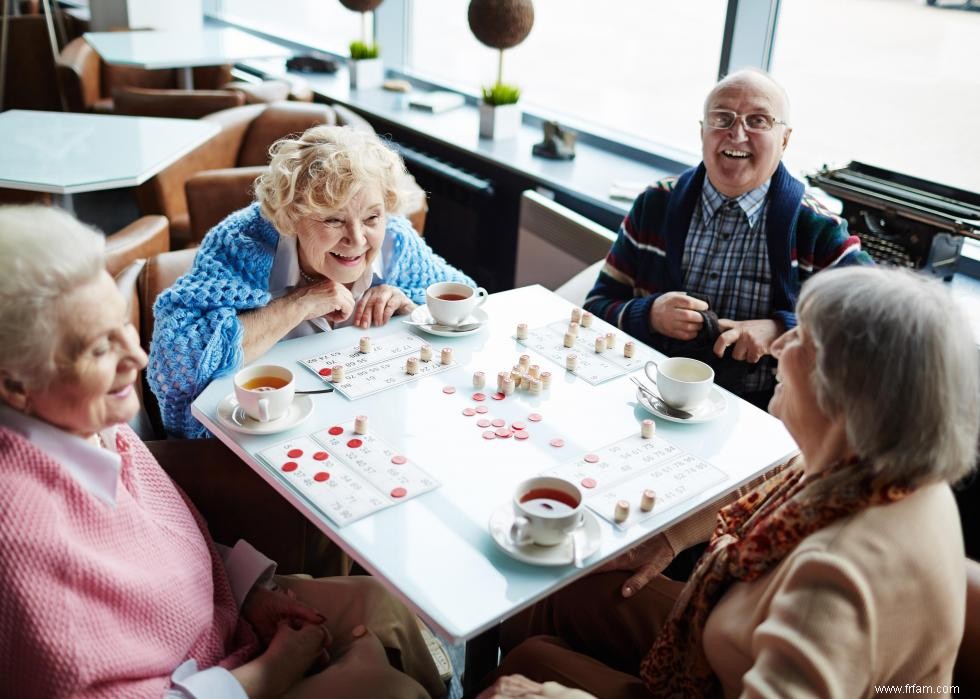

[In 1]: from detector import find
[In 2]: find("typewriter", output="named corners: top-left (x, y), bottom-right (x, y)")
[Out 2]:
top-left (806, 161), bottom-right (980, 280)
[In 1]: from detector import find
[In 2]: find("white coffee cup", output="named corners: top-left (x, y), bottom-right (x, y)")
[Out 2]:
top-left (645, 357), bottom-right (714, 411)
top-left (510, 476), bottom-right (584, 547)
top-left (425, 282), bottom-right (488, 326)
top-left (233, 364), bottom-right (295, 423)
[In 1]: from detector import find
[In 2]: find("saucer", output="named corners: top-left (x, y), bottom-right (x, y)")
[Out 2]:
top-left (488, 504), bottom-right (601, 567)
top-left (636, 386), bottom-right (727, 424)
top-left (215, 393), bottom-right (314, 435)
top-left (406, 305), bottom-right (488, 337)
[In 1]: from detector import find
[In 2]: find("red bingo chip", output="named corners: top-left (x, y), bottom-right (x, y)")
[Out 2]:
top-left (491, 418), bottom-right (505, 427)
top-left (390, 487), bottom-right (407, 498)
top-left (318, 367), bottom-right (332, 376)
top-left (442, 386), bottom-right (456, 395)
top-left (528, 413), bottom-right (543, 422)
top-left (549, 438), bottom-right (565, 448)
top-left (511, 421), bottom-right (527, 431)
top-left (462, 407), bottom-right (476, 416)
top-left (584, 454), bottom-right (600, 463)
top-left (281, 461), bottom-right (298, 472)
top-left (475, 406), bottom-right (489, 414)
top-left (391, 455), bottom-right (407, 465)
top-left (581, 477), bottom-right (597, 489)
top-left (313, 472), bottom-right (330, 482)
top-left (495, 427), bottom-right (513, 438)
top-left (472, 392), bottom-right (486, 401)
top-left (287, 448), bottom-right (303, 458)
top-left (347, 438), bottom-right (363, 448)
top-left (491, 392), bottom-right (506, 400)
top-left (514, 430), bottom-right (529, 440)
top-left (313, 451), bottom-right (329, 461)
top-left (328, 426), bottom-right (344, 435)
top-left (482, 430), bottom-right (496, 440)
top-left (477, 418), bottom-right (491, 428)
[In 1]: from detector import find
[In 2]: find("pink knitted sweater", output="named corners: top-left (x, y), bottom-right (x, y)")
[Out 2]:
top-left (0, 425), bottom-right (259, 697)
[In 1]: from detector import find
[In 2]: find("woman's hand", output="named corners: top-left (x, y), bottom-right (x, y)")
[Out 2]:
top-left (477, 675), bottom-right (596, 698)
top-left (593, 533), bottom-right (675, 598)
top-left (242, 585), bottom-right (328, 647)
top-left (295, 279), bottom-right (356, 326)
top-left (232, 620), bottom-right (330, 697)
top-left (351, 285), bottom-right (416, 328)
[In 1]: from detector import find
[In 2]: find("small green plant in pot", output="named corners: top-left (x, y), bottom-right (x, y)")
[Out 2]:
top-left (467, 0), bottom-right (535, 139)
top-left (340, 0), bottom-right (384, 89)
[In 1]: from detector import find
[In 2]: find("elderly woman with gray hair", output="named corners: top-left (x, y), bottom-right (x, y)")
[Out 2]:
top-left (484, 265), bottom-right (978, 698)
top-left (149, 125), bottom-right (474, 438)
top-left (0, 205), bottom-right (445, 698)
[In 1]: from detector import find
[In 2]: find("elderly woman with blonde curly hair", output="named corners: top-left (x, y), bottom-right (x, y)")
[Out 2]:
top-left (149, 125), bottom-right (475, 438)
top-left (484, 265), bottom-right (978, 698)
top-left (0, 205), bottom-right (446, 698)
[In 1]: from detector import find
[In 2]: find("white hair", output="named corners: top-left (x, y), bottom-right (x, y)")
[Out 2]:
top-left (0, 205), bottom-right (105, 391)
top-left (798, 266), bottom-right (978, 488)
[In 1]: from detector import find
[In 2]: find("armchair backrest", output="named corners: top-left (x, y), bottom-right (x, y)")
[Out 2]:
top-left (56, 37), bottom-right (103, 112)
top-left (112, 86), bottom-right (246, 119)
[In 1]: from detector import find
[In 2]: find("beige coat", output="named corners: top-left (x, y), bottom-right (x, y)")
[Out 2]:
top-left (704, 482), bottom-right (965, 697)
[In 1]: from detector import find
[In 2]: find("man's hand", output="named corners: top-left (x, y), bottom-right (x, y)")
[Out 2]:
top-left (351, 284), bottom-right (415, 328)
top-left (649, 292), bottom-right (708, 340)
top-left (593, 533), bottom-right (675, 598)
top-left (242, 585), bottom-right (328, 647)
top-left (477, 675), bottom-right (596, 699)
top-left (712, 318), bottom-right (781, 362)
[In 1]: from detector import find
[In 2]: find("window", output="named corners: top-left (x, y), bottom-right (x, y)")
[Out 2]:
top-left (770, 0), bottom-right (980, 194)
top-left (209, 0), bottom-right (363, 54)
top-left (410, 0), bottom-right (727, 157)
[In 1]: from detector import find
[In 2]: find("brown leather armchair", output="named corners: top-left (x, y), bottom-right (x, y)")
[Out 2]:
top-left (136, 101), bottom-right (388, 248)
top-left (105, 215), bottom-right (170, 277)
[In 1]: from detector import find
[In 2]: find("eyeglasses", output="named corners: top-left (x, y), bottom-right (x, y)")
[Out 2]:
top-left (703, 110), bottom-right (787, 132)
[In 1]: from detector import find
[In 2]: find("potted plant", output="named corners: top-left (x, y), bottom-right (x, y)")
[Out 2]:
top-left (340, 0), bottom-right (384, 89)
top-left (468, 0), bottom-right (534, 140)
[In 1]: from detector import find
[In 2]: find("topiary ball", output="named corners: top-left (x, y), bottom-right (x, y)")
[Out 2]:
top-left (467, 0), bottom-right (534, 50)
top-left (339, 0), bottom-right (384, 12)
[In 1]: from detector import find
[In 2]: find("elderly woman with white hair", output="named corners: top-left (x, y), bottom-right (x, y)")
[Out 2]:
top-left (484, 265), bottom-right (978, 698)
top-left (149, 125), bottom-right (475, 438)
top-left (0, 205), bottom-right (445, 698)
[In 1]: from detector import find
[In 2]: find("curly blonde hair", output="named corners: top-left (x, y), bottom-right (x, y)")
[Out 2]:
top-left (255, 125), bottom-right (415, 235)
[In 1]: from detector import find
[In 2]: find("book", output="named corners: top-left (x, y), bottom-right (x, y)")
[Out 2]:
top-left (408, 91), bottom-right (465, 114)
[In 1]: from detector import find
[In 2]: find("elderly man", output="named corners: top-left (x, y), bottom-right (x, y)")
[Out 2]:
top-left (585, 68), bottom-right (872, 408)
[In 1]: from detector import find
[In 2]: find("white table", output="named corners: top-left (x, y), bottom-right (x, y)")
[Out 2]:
top-left (192, 285), bottom-right (798, 686)
top-left (84, 27), bottom-right (292, 89)
top-left (0, 110), bottom-right (219, 212)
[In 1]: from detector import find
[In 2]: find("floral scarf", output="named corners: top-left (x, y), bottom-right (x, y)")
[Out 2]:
top-left (639, 456), bottom-right (910, 697)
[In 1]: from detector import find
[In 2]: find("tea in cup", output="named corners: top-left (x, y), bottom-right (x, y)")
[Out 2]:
top-left (425, 282), bottom-right (488, 326)
top-left (645, 357), bottom-right (714, 411)
top-left (234, 364), bottom-right (295, 423)
top-left (510, 476), bottom-right (583, 547)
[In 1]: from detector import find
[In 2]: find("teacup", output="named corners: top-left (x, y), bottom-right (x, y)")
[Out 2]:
top-left (425, 282), bottom-right (488, 326)
top-left (234, 364), bottom-right (295, 423)
top-left (510, 476), bottom-right (583, 547)
top-left (645, 357), bottom-right (714, 411)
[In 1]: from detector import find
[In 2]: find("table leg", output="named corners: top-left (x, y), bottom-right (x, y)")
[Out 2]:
top-left (53, 192), bottom-right (75, 215)
top-left (462, 624), bottom-right (500, 696)
top-left (177, 66), bottom-right (194, 89)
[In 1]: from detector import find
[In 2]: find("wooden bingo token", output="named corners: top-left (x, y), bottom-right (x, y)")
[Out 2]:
top-left (605, 332), bottom-right (616, 349)
top-left (519, 354), bottom-right (530, 368)
top-left (641, 489), bottom-right (656, 512)
top-left (565, 353), bottom-right (578, 371)
top-left (420, 344), bottom-right (433, 362)
top-left (567, 321), bottom-right (579, 337)
top-left (624, 341), bottom-right (636, 358)
top-left (614, 500), bottom-right (630, 523)
top-left (530, 378), bottom-right (542, 395)
top-left (516, 322), bottom-right (528, 340)
top-left (497, 371), bottom-right (508, 392)
top-left (473, 371), bottom-right (486, 389)
top-left (641, 418), bottom-right (655, 439)
top-left (354, 415), bottom-right (368, 435)
top-left (528, 364), bottom-right (540, 379)
top-left (440, 347), bottom-right (453, 365)
top-left (581, 312), bottom-right (593, 327)
top-left (594, 336), bottom-right (606, 353)
top-left (502, 377), bottom-right (515, 395)
top-left (359, 336), bottom-right (371, 353)
top-left (540, 372), bottom-right (552, 389)
top-left (563, 332), bottom-right (575, 348)
top-left (331, 364), bottom-right (345, 382)
top-left (571, 308), bottom-right (581, 323)
top-left (406, 356), bottom-right (419, 375)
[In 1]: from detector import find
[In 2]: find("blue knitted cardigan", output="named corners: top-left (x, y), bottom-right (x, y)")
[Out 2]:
top-left (585, 162), bottom-right (872, 350)
top-left (148, 203), bottom-right (475, 438)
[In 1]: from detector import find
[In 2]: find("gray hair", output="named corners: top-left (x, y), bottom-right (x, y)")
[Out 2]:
top-left (798, 266), bottom-right (978, 488)
top-left (705, 67), bottom-right (792, 126)
top-left (0, 205), bottom-right (105, 391)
